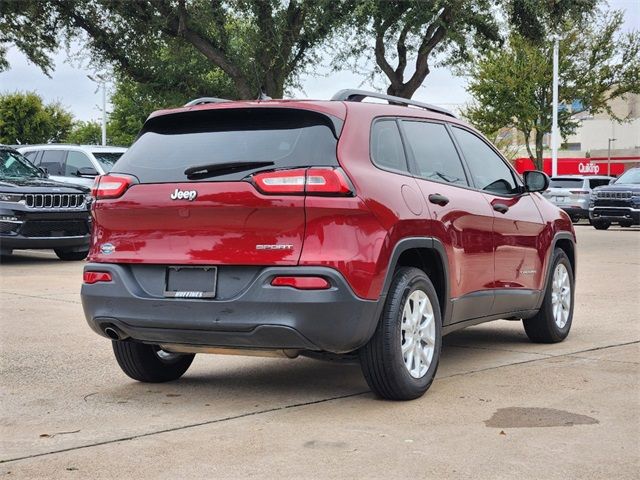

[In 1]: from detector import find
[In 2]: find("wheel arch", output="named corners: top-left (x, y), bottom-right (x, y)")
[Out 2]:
top-left (536, 231), bottom-right (576, 310)
top-left (381, 237), bottom-right (450, 324)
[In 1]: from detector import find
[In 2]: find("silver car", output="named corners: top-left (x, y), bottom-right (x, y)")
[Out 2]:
top-left (543, 175), bottom-right (614, 222)
top-left (17, 144), bottom-right (127, 187)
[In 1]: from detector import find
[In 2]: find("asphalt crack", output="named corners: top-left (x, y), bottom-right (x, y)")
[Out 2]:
top-left (0, 291), bottom-right (81, 305)
top-left (2, 339), bottom-right (638, 465)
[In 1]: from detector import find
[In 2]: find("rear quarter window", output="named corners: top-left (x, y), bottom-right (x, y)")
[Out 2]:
top-left (112, 108), bottom-right (340, 183)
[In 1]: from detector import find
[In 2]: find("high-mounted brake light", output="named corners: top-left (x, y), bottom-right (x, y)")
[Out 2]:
top-left (252, 168), bottom-right (353, 196)
top-left (83, 271), bottom-right (112, 284)
top-left (91, 174), bottom-right (137, 199)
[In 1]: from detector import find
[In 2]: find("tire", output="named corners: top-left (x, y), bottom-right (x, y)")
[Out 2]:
top-left (54, 248), bottom-right (89, 261)
top-left (523, 249), bottom-right (574, 343)
top-left (619, 220), bottom-right (633, 228)
top-left (359, 267), bottom-right (442, 401)
top-left (592, 220), bottom-right (610, 230)
top-left (570, 215), bottom-right (581, 224)
top-left (112, 340), bottom-right (195, 382)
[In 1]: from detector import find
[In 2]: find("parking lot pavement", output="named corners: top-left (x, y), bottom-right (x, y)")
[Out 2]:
top-left (1, 226), bottom-right (638, 479)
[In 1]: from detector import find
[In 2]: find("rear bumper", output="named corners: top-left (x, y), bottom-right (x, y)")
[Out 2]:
top-left (589, 206), bottom-right (640, 223)
top-left (81, 264), bottom-right (381, 354)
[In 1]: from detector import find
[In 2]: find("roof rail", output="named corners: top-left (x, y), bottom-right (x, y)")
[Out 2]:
top-left (331, 89), bottom-right (456, 118)
top-left (184, 97), bottom-right (231, 107)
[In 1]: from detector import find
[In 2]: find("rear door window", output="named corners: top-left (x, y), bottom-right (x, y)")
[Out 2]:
top-left (40, 150), bottom-right (66, 176)
top-left (370, 119), bottom-right (409, 173)
top-left (65, 151), bottom-right (94, 176)
top-left (401, 121), bottom-right (468, 186)
top-left (112, 108), bottom-right (339, 183)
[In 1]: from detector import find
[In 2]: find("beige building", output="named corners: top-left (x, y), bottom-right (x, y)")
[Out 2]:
top-left (563, 93), bottom-right (640, 157)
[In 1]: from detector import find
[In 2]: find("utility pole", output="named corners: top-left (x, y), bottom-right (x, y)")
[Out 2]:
top-left (551, 37), bottom-right (559, 177)
top-left (608, 138), bottom-right (616, 176)
top-left (101, 80), bottom-right (106, 146)
top-left (87, 73), bottom-right (108, 146)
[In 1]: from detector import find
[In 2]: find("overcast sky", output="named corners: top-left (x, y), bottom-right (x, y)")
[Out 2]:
top-left (1, 0), bottom-right (638, 122)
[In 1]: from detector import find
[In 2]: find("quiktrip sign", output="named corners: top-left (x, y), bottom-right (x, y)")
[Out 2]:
top-left (514, 157), bottom-right (638, 176)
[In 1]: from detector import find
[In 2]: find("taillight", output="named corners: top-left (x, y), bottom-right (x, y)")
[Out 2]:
top-left (252, 168), bottom-right (353, 196)
top-left (91, 174), bottom-right (137, 199)
top-left (83, 271), bottom-right (112, 284)
top-left (271, 276), bottom-right (330, 290)
top-left (570, 190), bottom-right (589, 195)
top-left (253, 169), bottom-right (306, 194)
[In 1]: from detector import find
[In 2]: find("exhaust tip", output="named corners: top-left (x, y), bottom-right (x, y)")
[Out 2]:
top-left (104, 326), bottom-right (122, 340)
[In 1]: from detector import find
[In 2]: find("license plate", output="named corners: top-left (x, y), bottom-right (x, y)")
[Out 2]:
top-left (555, 196), bottom-right (566, 203)
top-left (164, 266), bottom-right (217, 298)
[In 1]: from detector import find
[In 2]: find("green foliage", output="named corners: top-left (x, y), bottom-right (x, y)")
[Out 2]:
top-left (1, 0), bottom-right (351, 100)
top-left (0, 92), bottom-right (73, 144)
top-left (0, 0), bottom-right (60, 75)
top-left (106, 40), bottom-right (238, 146)
top-left (333, 0), bottom-right (599, 99)
top-left (465, 11), bottom-right (640, 169)
top-left (65, 121), bottom-right (102, 145)
top-left (508, 0), bottom-right (598, 43)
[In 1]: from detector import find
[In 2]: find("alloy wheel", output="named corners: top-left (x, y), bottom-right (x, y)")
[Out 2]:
top-left (551, 263), bottom-right (571, 328)
top-left (401, 289), bottom-right (436, 378)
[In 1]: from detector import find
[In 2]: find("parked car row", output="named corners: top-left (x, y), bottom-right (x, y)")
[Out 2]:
top-left (0, 144), bottom-right (125, 260)
top-left (542, 170), bottom-right (640, 229)
top-left (0, 146), bottom-right (92, 260)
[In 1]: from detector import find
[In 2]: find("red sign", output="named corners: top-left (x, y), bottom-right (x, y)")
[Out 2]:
top-left (514, 157), bottom-right (639, 176)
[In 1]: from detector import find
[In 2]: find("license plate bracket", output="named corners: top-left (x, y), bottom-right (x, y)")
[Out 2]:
top-left (164, 266), bottom-right (217, 299)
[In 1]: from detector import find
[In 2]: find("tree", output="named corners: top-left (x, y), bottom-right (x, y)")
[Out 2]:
top-left (464, 11), bottom-right (640, 169)
top-left (507, 0), bottom-right (598, 43)
top-left (337, 0), bottom-right (500, 99)
top-left (1, 0), bottom-right (351, 100)
top-left (0, 92), bottom-right (73, 144)
top-left (65, 120), bottom-right (102, 145)
top-left (106, 40), bottom-right (238, 146)
top-left (335, 0), bottom-right (599, 99)
top-left (0, 0), bottom-right (59, 74)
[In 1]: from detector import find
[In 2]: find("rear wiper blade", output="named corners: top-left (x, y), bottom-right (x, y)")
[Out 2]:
top-left (184, 161), bottom-right (274, 180)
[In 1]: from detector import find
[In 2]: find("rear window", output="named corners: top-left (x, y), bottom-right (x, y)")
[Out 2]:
top-left (549, 178), bottom-right (584, 188)
top-left (112, 108), bottom-right (340, 183)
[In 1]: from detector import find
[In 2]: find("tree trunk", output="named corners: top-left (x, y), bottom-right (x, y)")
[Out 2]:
top-left (534, 130), bottom-right (545, 171)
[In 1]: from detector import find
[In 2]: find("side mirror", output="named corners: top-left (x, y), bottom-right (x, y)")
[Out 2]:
top-left (77, 166), bottom-right (99, 178)
top-left (523, 170), bottom-right (550, 193)
top-left (38, 167), bottom-right (48, 177)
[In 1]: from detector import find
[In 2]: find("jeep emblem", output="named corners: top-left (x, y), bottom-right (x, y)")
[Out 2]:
top-left (170, 188), bottom-right (197, 201)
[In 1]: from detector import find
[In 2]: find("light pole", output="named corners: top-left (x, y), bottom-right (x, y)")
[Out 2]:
top-left (87, 74), bottom-right (107, 146)
top-left (551, 36), bottom-right (560, 177)
top-left (607, 138), bottom-right (616, 176)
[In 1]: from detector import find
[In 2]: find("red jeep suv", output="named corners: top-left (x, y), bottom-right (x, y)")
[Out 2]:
top-left (81, 90), bottom-right (576, 400)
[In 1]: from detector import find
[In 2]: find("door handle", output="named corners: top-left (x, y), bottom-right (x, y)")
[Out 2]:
top-left (493, 203), bottom-right (509, 214)
top-left (428, 193), bottom-right (450, 206)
